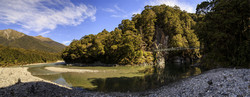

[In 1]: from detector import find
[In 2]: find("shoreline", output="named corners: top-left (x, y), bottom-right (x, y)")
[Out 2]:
top-left (0, 60), bottom-right (65, 67)
top-left (24, 60), bottom-right (65, 66)
top-left (0, 66), bottom-right (249, 96)
top-left (0, 67), bottom-right (70, 89)
top-left (145, 68), bottom-right (250, 96)
top-left (45, 67), bottom-right (98, 73)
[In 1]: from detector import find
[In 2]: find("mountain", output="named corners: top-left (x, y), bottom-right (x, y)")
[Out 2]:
top-left (33, 35), bottom-right (66, 52)
top-left (0, 29), bottom-right (65, 53)
top-left (34, 35), bottom-right (54, 41)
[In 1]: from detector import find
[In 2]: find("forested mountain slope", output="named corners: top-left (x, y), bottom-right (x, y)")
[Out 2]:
top-left (0, 45), bottom-right (61, 66)
top-left (62, 5), bottom-right (200, 65)
top-left (0, 29), bottom-right (65, 53)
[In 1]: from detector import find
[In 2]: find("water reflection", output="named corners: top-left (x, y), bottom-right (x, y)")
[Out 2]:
top-left (54, 77), bottom-right (72, 87)
top-left (27, 62), bottom-right (202, 92)
top-left (90, 63), bottom-right (202, 92)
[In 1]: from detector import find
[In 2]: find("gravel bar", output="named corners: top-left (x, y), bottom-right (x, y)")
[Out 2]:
top-left (0, 68), bottom-right (249, 97)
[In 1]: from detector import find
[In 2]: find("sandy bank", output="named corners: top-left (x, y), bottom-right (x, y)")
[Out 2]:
top-left (45, 67), bottom-right (98, 73)
top-left (24, 61), bottom-right (65, 66)
top-left (0, 67), bottom-right (70, 89)
top-left (0, 67), bottom-right (41, 88)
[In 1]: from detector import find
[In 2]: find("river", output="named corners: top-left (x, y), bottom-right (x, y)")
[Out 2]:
top-left (26, 62), bottom-right (202, 92)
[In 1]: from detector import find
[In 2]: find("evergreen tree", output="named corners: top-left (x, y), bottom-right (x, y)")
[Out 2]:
top-left (0, 45), bottom-right (61, 66)
top-left (62, 4), bottom-right (200, 65)
top-left (196, 0), bottom-right (249, 68)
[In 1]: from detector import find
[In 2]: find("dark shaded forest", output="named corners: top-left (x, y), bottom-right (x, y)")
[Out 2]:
top-left (196, 0), bottom-right (249, 68)
top-left (0, 45), bottom-right (61, 66)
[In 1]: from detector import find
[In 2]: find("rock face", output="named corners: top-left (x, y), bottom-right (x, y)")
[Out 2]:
top-left (153, 26), bottom-right (168, 67)
top-left (0, 29), bottom-right (25, 40)
top-left (156, 57), bottom-right (165, 68)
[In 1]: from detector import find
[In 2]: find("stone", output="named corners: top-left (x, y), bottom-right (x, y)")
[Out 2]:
top-left (207, 80), bottom-right (213, 85)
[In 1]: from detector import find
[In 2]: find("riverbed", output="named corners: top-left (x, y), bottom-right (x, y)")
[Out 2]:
top-left (0, 67), bottom-right (70, 89)
top-left (0, 66), bottom-right (249, 96)
top-left (24, 62), bottom-right (202, 92)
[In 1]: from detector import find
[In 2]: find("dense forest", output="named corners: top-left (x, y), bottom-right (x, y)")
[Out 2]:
top-left (0, 29), bottom-right (65, 66)
top-left (0, 45), bottom-right (61, 66)
top-left (62, 5), bottom-right (200, 65)
top-left (63, 0), bottom-right (249, 68)
top-left (196, 0), bottom-right (249, 68)
top-left (2, 0), bottom-right (247, 68)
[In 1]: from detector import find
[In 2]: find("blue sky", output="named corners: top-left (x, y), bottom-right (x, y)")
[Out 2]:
top-left (0, 0), bottom-right (204, 45)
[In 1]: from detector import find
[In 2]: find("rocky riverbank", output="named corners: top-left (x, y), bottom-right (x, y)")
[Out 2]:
top-left (0, 67), bottom-right (43, 88)
top-left (0, 67), bottom-right (70, 89)
top-left (0, 67), bottom-right (249, 96)
top-left (145, 68), bottom-right (250, 97)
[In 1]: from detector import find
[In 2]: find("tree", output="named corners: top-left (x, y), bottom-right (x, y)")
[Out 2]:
top-left (140, 6), bottom-right (157, 50)
top-left (196, 0), bottom-right (249, 68)
top-left (0, 45), bottom-right (61, 66)
top-left (62, 4), bottom-right (200, 65)
top-left (118, 19), bottom-right (137, 33)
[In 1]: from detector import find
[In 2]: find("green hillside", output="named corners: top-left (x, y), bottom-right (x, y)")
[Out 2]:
top-left (0, 29), bottom-right (65, 53)
top-left (0, 45), bottom-right (61, 66)
top-left (62, 5), bottom-right (200, 65)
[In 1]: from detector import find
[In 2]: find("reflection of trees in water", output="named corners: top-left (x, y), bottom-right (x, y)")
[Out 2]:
top-left (91, 75), bottom-right (159, 92)
top-left (29, 66), bottom-right (62, 81)
top-left (61, 73), bottom-right (96, 89)
top-left (90, 63), bottom-right (201, 92)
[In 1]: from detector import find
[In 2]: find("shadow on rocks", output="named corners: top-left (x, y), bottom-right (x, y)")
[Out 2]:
top-left (0, 81), bottom-right (80, 97)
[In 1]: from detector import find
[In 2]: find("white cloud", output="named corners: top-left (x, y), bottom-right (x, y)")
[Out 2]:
top-left (39, 31), bottom-right (50, 36)
top-left (62, 41), bottom-right (71, 45)
top-left (103, 8), bottom-right (116, 13)
top-left (0, 0), bottom-right (96, 32)
top-left (114, 5), bottom-right (126, 13)
top-left (111, 15), bottom-right (128, 18)
top-left (145, 0), bottom-right (195, 13)
top-left (15, 29), bottom-right (30, 34)
top-left (103, 4), bottom-right (129, 18)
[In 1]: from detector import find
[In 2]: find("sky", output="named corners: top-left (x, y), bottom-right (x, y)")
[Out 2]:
top-left (0, 0), bottom-right (205, 45)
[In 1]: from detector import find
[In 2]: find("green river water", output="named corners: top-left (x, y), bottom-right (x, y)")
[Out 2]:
top-left (26, 62), bottom-right (202, 92)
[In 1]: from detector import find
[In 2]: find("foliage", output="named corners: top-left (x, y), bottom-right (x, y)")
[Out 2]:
top-left (62, 28), bottom-right (153, 65)
top-left (63, 5), bottom-right (200, 65)
top-left (196, 0), bottom-right (250, 68)
top-left (0, 45), bottom-right (61, 66)
top-left (132, 5), bottom-right (201, 59)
